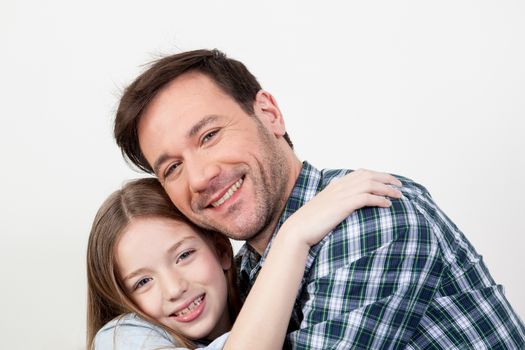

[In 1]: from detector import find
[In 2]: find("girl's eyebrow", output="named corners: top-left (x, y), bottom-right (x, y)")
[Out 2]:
top-left (123, 268), bottom-right (149, 283)
top-left (166, 236), bottom-right (197, 256)
top-left (122, 236), bottom-right (198, 282)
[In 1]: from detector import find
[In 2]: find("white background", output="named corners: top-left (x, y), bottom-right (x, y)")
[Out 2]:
top-left (1, 1), bottom-right (524, 349)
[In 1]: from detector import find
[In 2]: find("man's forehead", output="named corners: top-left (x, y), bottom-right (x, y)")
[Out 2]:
top-left (141, 74), bottom-right (231, 127)
top-left (137, 72), bottom-right (243, 169)
top-left (157, 71), bottom-right (225, 101)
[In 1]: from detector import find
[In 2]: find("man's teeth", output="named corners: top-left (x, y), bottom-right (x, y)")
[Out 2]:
top-left (175, 296), bottom-right (204, 317)
top-left (211, 178), bottom-right (243, 207)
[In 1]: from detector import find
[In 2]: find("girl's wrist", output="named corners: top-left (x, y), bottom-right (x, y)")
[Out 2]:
top-left (275, 221), bottom-right (311, 252)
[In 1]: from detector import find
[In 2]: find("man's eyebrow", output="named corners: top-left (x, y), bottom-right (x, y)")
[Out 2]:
top-left (153, 153), bottom-right (171, 177)
top-left (187, 115), bottom-right (220, 139)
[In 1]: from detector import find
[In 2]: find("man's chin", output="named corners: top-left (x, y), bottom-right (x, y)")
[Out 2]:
top-left (220, 226), bottom-right (262, 242)
top-left (197, 209), bottom-right (272, 243)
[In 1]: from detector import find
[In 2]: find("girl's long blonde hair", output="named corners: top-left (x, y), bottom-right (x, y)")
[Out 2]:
top-left (86, 178), bottom-right (241, 349)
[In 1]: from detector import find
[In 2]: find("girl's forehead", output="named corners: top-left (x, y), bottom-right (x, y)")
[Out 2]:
top-left (117, 217), bottom-right (204, 261)
top-left (125, 216), bottom-right (202, 240)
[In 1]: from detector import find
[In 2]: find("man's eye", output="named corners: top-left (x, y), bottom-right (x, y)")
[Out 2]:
top-left (202, 130), bottom-right (218, 144)
top-left (164, 162), bottom-right (180, 178)
top-left (176, 249), bottom-right (195, 264)
top-left (134, 277), bottom-right (153, 290)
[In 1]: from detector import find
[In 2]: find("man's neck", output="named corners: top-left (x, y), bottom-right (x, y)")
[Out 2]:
top-left (248, 157), bottom-right (303, 255)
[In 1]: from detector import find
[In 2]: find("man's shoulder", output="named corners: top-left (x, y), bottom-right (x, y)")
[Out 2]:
top-left (309, 168), bottom-right (436, 275)
top-left (320, 167), bottom-right (429, 195)
top-left (321, 167), bottom-right (435, 225)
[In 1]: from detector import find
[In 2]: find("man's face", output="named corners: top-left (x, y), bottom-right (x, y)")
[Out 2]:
top-left (138, 72), bottom-right (291, 245)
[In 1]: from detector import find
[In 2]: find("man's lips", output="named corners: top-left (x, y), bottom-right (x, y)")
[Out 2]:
top-left (208, 177), bottom-right (244, 208)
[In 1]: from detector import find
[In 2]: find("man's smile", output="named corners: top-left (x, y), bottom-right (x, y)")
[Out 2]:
top-left (210, 177), bottom-right (244, 208)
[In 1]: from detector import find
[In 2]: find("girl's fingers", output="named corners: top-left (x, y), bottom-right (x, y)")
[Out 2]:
top-left (358, 193), bottom-right (393, 208)
top-left (338, 170), bottom-right (402, 188)
top-left (338, 179), bottom-right (402, 200)
top-left (353, 169), bottom-right (402, 187)
top-left (369, 182), bottom-right (402, 199)
top-left (322, 170), bottom-right (404, 211)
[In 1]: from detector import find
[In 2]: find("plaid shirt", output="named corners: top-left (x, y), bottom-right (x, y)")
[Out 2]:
top-left (236, 162), bottom-right (525, 349)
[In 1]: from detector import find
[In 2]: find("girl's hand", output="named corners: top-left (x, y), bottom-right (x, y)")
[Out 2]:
top-left (280, 169), bottom-right (402, 247)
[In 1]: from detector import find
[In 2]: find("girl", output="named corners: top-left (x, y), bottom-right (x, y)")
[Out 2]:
top-left (87, 171), bottom-right (402, 349)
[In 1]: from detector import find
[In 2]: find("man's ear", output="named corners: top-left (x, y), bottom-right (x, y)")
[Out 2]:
top-left (253, 90), bottom-right (286, 137)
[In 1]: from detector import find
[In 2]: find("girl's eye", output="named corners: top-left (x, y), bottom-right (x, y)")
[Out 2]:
top-left (176, 249), bottom-right (195, 264)
top-left (202, 130), bottom-right (218, 144)
top-left (134, 277), bottom-right (153, 291)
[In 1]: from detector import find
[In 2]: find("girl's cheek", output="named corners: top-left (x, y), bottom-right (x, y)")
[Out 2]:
top-left (135, 289), bottom-right (162, 316)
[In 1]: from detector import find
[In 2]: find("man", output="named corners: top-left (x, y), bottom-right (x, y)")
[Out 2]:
top-left (114, 49), bottom-right (525, 349)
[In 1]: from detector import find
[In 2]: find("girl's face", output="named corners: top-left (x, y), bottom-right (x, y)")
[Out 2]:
top-left (116, 216), bottom-right (232, 340)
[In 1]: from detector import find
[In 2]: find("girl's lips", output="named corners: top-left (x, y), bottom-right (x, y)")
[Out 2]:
top-left (171, 295), bottom-right (206, 323)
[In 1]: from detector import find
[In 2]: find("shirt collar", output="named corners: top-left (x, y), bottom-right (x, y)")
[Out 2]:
top-left (236, 161), bottom-right (323, 280)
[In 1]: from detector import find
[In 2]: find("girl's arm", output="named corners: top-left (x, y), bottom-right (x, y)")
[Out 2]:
top-left (224, 170), bottom-right (402, 350)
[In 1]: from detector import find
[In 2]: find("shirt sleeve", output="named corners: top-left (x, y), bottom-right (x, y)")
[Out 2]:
top-left (285, 191), bottom-right (443, 349)
top-left (94, 313), bottom-right (229, 350)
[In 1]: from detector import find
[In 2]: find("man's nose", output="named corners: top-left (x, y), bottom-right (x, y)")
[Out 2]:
top-left (186, 155), bottom-right (220, 193)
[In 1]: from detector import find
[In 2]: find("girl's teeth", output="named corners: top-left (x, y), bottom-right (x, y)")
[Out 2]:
top-left (175, 296), bottom-right (203, 317)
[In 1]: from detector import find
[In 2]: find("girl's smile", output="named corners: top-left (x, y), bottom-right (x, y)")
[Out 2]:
top-left (116, 216), bottom-right (232, 340)
top-left (170, 294), bottom-right (205, 321)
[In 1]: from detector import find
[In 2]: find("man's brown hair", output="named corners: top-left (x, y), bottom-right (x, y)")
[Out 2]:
top-left (114, 49), bottom-right (293, 174)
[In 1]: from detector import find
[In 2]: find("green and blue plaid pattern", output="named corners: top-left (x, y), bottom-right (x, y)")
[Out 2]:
top-left (236, 162), bottom-right (525, 349)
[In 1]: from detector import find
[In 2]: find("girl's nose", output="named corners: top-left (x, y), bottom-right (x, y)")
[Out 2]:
top-left (161, 273), bottom-right (188, 302)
